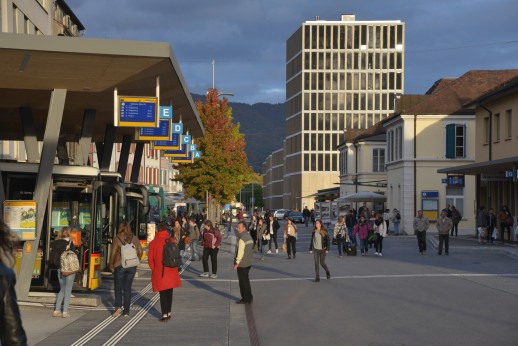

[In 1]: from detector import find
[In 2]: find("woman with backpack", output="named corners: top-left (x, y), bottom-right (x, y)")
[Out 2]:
top-left (50, 227), bottom-right (78, 318)
top-left (148, 222), bottom-right (182, 322)
top-left (109, 222), bottom-right (143, 317)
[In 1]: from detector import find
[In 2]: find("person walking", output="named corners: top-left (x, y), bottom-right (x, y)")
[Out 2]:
top-left (257, 218), bottom-right (268, 260)
top-left (248, 214), bottom-right (259, 252)
top-left (373, 213), bottom-right (387, 257)
top-left (392, 208), bottom-right (401, 235)
top-left (148, 222), bottom-right (182, 322)
top-left (413, 210), bottom-right (429, 255)
top-left (187, 218), bottom-right (201, 261)
top-left (333, 215), bottom-right (346, 258)
top-left (284, 218), bottom-right (298, 259)
top-left (234, 221), bottom-right (254, 304)
top-left (109, 222), bottom-right (143, 317)
top-left (200, 220), bottom-right (222, 278)
top-left (486, 208), bottom-right (497, 244)
top-left (477, 206), bottom-right (488, 244)
top-left (303, 206), bottom-right (310, 227)
top-left (50, 227), bottom-right (77, 318)
top-left (0, 217), bottom-right (28, 345)
top-left (309, 220), bottom-right (331, 282)
top-left (436, 209), bottom-right (453, 255)
top-left (498, 205), bottom-right (513, 243)
top-left (450, 206), bottom-right (462, 237)
top-left (266, 214), bottom-right (280, 253)
top-left (345, 210), bottom-right (357, 246)
top-left (353, 215), bottom-right (370, 256)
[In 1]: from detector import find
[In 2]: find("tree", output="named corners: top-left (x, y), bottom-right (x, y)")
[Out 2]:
top-left (175, 89), bottom-right (254, 215)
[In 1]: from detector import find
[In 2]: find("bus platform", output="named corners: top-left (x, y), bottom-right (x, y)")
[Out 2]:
top-left (18, 235), bottom-right (254, 346)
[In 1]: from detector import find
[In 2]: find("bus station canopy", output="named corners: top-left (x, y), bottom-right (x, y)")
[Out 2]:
top-left (0, 32), bottom-right (204, 142)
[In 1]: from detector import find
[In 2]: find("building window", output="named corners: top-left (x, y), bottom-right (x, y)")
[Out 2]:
top-left (445, 124), bottom-right (466, 159)
top-left (494, 113), bottom-right (500, 141)
top-left (505, 109), bottom-right (512, 139)
top-left (373, 149), bottom-right (385, 172)
top-left (446, 187), bottom-right (464, 218)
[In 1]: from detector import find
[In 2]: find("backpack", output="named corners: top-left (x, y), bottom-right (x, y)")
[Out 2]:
top-left (60, 241), bottom-right (80, 276)
top-left (119, 236), bottom-right (140, 268)
top-left (396, 212), bottom-right (401, 220)
top-left (162, 237), bottom-right (182, 276)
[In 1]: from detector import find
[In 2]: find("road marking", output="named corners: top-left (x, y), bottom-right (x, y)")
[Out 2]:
top-left (70, 256), bottom-right (191, 346)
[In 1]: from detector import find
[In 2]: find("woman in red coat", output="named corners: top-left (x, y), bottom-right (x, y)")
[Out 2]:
top-left (148, 222), bottom-right (182, 322)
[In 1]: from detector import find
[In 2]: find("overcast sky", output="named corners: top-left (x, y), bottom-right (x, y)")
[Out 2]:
top-left (66, 0), bottom-right (518, 105)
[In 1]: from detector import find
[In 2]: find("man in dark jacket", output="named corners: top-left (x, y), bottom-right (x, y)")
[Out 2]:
top-left (234, 221), bottom-right (254, 304)
top-left (302, 206), bottom-right (310, 227)
top-left (266, 215), bottom-right (280, 253)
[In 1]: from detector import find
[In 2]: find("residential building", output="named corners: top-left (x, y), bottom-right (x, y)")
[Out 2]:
top-left (264, 14), bottom-right (404, 210)
top-left (383, 70), bottom-right (518, 234)
top-left (439, 75), bottom-right (518, 239)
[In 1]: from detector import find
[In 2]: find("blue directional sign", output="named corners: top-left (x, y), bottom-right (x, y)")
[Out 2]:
top-left (137, 119), bottom-right (171, 141)
top-left (160, 106), bottom-right (173, 119)
top-left (117, 96), bottom-right (158, 127)
top-left (188, 144), bottom-right (197, 152)
top-left (182, 135), bottom-right (191, 145)
top-left (421, 191), bottom-right (439, 198)
top-left (447, 175), bottom-right (465, 187)
top-left (153, 134), bottom-right (181, 150)
top-left (172, 123), bottom-right (183, 134)
top-left (163, 144), bottom-right (189, 158)
top-left (193, 150), bottom-right (202, 159)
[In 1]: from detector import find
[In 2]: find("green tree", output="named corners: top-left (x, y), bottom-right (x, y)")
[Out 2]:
top-left (175, 89), bottom-right (254, 210)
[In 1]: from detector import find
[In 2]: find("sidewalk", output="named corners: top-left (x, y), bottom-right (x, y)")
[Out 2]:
top-left (427, 234), bottom-right (518, 259)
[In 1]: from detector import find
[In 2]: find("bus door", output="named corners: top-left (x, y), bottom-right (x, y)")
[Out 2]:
top-left (121, 183), bottom-right (149, 258)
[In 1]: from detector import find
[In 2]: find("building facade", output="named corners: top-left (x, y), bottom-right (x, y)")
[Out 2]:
top-left (271, 14), bottom-right (404, 210)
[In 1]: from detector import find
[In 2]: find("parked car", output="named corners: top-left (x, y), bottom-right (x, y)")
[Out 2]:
top-left (289, 211), bottom-right (304, 223)
top-left (283, 210), bottom-right (293, 220)
top-left (273, 209), bottom-right (287, 218)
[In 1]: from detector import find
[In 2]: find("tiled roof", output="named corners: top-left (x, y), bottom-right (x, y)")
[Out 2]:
top-left (405, 70), bottom-right (518, 115)
top-left (464, 74), bottom-right (518, 107)
top-left (425, 78), bottom-right (457, 95)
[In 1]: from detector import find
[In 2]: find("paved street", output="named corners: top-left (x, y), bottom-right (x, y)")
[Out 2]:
top-left (19, 221), bottom-right (518, 346)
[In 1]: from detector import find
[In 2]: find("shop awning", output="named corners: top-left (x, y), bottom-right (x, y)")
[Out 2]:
top-left (437, 156), bottom-right (518, 175)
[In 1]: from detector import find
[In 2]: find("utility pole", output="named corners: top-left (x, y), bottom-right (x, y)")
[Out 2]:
top-left (212, 59), bottom-right (215, 89)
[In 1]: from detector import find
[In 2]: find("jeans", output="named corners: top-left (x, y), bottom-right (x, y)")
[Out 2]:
top-left (286, 236), bottom-right (297, 256)
top-left (438, 234), bottom-right (449, 254)
top-left (347, 227), bottom-right (357, 246)
top-left (375, 234), bottom-right (384, 253)
top-left (360, 238), bottom-right (369, 254)
top-left (159, 288), bottom-right (173, 315)
top-left (269, 233), bottom-right (278, 250)
top-left (451, 223), bottom-right (459, 236)
top-left (336, 235), bottom-right (344, 256)
top-left (55, 271), bottom-right (75, 313)
top-left (202, 247), bottom-right (219, 274)
top-left (190, 240), bottom-right (201, 260)
top-left (393, 221), bottom-right (400, 235)
top-left (114, 265), bottom-right (137, 315)
top-left (304, 216), bottom-right (309, 227)
top-left (313, 249), bottom-right (329, 276)
top-left (416, 231), bottom-right (427, 253)
top-left (259, 239), bottom-right (267, 258)
top-left (237, 266), bottom-right (253, 303)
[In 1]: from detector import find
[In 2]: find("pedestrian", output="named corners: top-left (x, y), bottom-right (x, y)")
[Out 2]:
top-left (199, 220), bottom-right (222, 278)
top-left (195, 212), bottom-right (204, 230)
top-left (266, 214), bottom-right (280, 253)
top-left (309, 220), bottom-right (331, 282)
top-left (172, 219), bottom-right (187, 257)
top-left (373, 213), bottom-right (387, 257)
top-left (450, 205), bottom-right (462, 237)
top-left (436, 209), bottom-right (453, 255)
top-left (310, 209), bottom-right (316, 227)
top-left (187, 218), bottom-right (201, 261)
top-left (50, 226), bottom-right (77, 318)
top-left (392, 208), bottom-right (401, 235)
top-left (0, 217), bottom-right (28, 346)
top-left (234, 221), bottom-right (254, 304)
top-left (345, 210), bottom-right (357, 246)
top-left (413, 210), bottom-right (429, 255)
top-left (353, 215), bottom-right (370, 256)
top-left (248, 214), bottom-right (259, 252)
top-left (257, 218), bottom-right (268, 260)
top-left (333, 215), bottom-right (346, 258)
top-left (486, 208), bottom-right (497, 244)
top-left (284, 218), bottom-right (298, 259)
top-left (303, 206), bottom-right (310, 227)
top-left (477, 206), bottom-right (488, 244)
top-left (109, 221), bottom-right (143, 317)
top-left (498, 205), bottom-right (513, 243)
top-left (148, 222), bottom-right (182, 322)
top-left (383, 209), bottom-right (391, 231)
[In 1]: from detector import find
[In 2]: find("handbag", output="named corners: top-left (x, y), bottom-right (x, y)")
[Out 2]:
top-left (492, 227), bottom-right (497, 239)
top-left (332, 237), bottom-right (338, 245)
top-left (282, 243), bottom-right (287, 253)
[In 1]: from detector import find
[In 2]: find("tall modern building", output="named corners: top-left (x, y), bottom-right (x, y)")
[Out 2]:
top-left (269, 14), bottom-right (405, 210)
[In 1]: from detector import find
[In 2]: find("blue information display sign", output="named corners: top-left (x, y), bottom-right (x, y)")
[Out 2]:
top-left (117, 96), bottom-right (158, 127)
top-left (421, 191), bottom-right (439, 198)
top-left (447, 175), bottom-right (465, 187)
top-left (153, 134), bottom-right (181, 150)
top-left (136, 120), bottom-right (171, 141)
top-left (163, 144), bottom-right (189, 158)
top-left (170, 151), bottom-right (193, 163)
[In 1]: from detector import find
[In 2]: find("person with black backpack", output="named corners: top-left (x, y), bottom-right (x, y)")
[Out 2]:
top-left (148, 222), bottom-right (182, 322)
top-left (109, 222), bottom-right (143, 317)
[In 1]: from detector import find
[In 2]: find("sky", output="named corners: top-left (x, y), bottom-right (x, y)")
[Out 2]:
top-left (66, 0), bottom-right (518, 105)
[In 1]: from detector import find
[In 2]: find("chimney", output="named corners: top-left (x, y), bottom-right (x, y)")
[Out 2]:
top-left (315, 16), bottom-right (320, 21)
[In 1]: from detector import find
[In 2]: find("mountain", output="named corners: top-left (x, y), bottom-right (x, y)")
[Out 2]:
top-left (191, 94), bottom-right (285, 173)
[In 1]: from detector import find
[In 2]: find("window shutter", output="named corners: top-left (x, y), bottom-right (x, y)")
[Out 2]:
top-left (445, 124), bottom-right (455, 158)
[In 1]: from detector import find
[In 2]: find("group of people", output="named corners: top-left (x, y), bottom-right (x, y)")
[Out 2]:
top-left (477, 205), bottom-right (514, 244)
top-left (413, 205), bottom-right (459, 256)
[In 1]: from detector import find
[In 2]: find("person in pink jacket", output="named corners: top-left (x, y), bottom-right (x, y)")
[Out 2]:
top-left (148, 222), bottom-right (182, 322)
top-left (353, 215), bottom-right (371, 256)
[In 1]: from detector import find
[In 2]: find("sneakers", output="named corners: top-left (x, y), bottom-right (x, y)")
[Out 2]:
top-left (52, 311), bottom-right (62, 317)
top-left (267, 250), bottom-right (272, 254)
top-left (260, 256), bottom-right (264, 261)
top-left (210, 274), bottom-right (218, 279)
top-left (375, 252), bottom-right (379, 256)
top-left (378, 253), bottom-right (382, 257)
top-left (199, 272), bottom-right (209, 278)
top-left (112, 307), bottom-right (123, 317)
top-left (62, 312), bottom-right (71, 318)
top-left (276, 249), bottom-right (279, 253)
